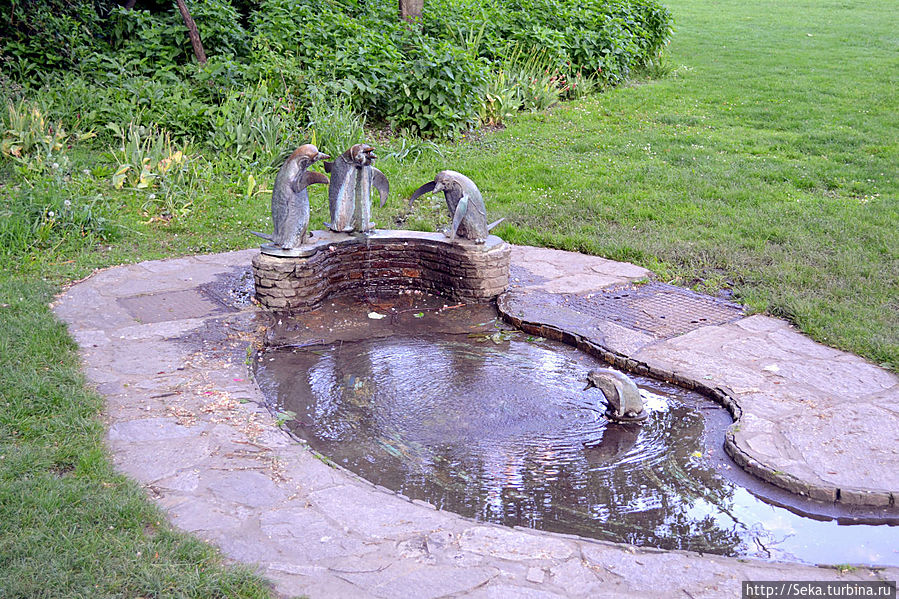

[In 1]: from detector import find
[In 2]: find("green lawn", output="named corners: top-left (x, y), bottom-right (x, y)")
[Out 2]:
top-left (406, 0), bottom-right (897, 368)
top-left (1, 0), bottom-right (897, 595)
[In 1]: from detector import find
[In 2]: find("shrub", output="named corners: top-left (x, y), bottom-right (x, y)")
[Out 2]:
top-left (251, 0), bottom-right (487, 135)
top-left (385, 35), bottom-right (487, 135)
top-left (0, 0), bottom-right (114, 85)
top-left (4, 0), bottom-right (673, 138)
top-left (107, 0), bottom-right (249, 72)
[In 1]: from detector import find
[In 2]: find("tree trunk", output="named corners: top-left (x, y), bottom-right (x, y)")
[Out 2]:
top-left (175, 0), bottom-right (207, 65)
top-left (399, 0), bottom-right (423, 22)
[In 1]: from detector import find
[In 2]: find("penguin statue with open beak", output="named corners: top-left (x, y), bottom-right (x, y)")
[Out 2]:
top-left (584, 368), bottom-right (648, 423)
top-left (324, 143), bottom-right (389, 233)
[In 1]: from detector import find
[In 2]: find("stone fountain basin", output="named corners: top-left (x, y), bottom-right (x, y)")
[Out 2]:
top-left (252, 230), bottom-right (510, 311)
top-left (51, 245), bottom-right (899, 597)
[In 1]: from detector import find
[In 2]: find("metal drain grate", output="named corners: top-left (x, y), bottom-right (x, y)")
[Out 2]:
top-left (117, 289), bottom-right (232, 324)
top-left (558, 282), bottom-right (744, 339)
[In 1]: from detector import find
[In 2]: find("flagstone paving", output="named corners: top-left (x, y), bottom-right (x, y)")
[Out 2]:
top-left (53, 246), bottom-right (899, 598)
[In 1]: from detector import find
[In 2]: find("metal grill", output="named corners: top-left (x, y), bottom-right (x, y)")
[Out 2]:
top-left (557, 282), bottom-right (744, 339)
top-left (117, 289), bottom-right (232, 324)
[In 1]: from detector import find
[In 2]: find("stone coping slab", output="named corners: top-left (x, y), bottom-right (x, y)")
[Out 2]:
top-left (52, 246), bottom-right (899, 598)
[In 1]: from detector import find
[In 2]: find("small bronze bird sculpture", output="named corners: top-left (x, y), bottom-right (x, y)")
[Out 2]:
top-left (584, 368), bottom-right (648, 423)
top-left (408, 170), bottom-right (503, 244)
top-left (253, 144), bottom-right (329, 248)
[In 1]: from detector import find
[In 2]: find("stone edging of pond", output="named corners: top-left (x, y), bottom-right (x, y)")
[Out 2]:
top-left (252, 230), bottom-right (511, 311)
top-left (51, 246), bottom-right (899, 597)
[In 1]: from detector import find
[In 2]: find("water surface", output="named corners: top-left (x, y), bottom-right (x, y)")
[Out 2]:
top-left (255, 296), bottom-right (899, 566)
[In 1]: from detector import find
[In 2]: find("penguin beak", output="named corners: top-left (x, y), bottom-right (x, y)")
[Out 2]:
top-left (407, 179), bottom-right (437, 207)
top-left (316, 152), bottom-right (330, 162)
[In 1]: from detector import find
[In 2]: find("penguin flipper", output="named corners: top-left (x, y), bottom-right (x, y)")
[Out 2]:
top-left (250, 230), bottom-right (273, 241)
top-left (323, 161), bottom-right (333, 174)
top-left (449, 194), bottom-right (469, 241)
top-left (408, 180), bottom-right (437, 207)
top-left (372, 167), bottom-right (390, 207)
top-left (487, 217), bottom-right (505, 231)
top-left (293, 170), bottom-right (329, 193)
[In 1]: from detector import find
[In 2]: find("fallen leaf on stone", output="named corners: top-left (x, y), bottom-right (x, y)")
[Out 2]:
top-left (368, 312), bottom-right (387, 319)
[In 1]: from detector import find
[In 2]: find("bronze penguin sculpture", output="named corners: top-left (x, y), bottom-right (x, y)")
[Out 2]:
top-left (408, 170), bottom-right (503, 244)
top-left (252, 144), bottom-right (329, 248)
top-left (324, 143), bottom-right (389, 233)
top-left (584, 368), bottom-right (648, 423)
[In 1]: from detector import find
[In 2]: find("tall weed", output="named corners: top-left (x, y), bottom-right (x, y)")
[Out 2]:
top-left (306, 93), bottom-right (366, 158)
top-left (208, 83), bottom-right (301, 162)
top-left (1, 100), bottom-right (96, 173)
top-left (503, 46), bottom-right (563, 112)
top-left (479, 71), bottom-right (521, 128)
top-left (108, 122), bottom-right (200, 221)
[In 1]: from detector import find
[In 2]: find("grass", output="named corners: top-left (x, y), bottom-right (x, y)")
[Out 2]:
top-left (0, 0), bottom-right (896, 594)
top-left (395, 0), bottom-right (898, 368)
top-left (0, 279), bottom-right (274, 597)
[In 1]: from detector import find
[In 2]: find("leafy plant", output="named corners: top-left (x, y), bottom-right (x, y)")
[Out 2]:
top-left (478, 70), bottom-right (521, 128)
top-left (502, 46), bottom-right (564, 112)
top-left (558, 68), bottom-right (599, 100)
top-left (108, 121), bottom-right (199, 221)
top-left (386, 36), bottom-right (487, 136)
top-left (1, 100), bottom-right (95, 171)
top-left (207, 82), bottom-right (298, 162)
top-left (306, 92), bottom-right (366, 158)
top-left (273, 410), bottom-right (297, 427)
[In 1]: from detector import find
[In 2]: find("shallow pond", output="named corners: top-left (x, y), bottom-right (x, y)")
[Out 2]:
top-left (255, 295), bottom-right (899, 566)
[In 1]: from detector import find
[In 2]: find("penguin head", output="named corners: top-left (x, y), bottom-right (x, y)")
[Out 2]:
top-left (289, 144), bottom-right (329, 168)
top-left (433, 171), bottom-right (459, 194)
top-left (347, 143), bottom-right (376, 166)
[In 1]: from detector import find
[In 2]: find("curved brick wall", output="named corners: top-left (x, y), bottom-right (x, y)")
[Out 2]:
top-left (252, 230), bottom-right (510, 311)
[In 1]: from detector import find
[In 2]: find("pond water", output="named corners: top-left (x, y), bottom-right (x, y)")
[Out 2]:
top-left (254, 295), bottom-right (899, 567)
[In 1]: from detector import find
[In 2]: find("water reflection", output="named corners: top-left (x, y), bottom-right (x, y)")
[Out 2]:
top-left (256, 333), bottom-right (899, 566)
